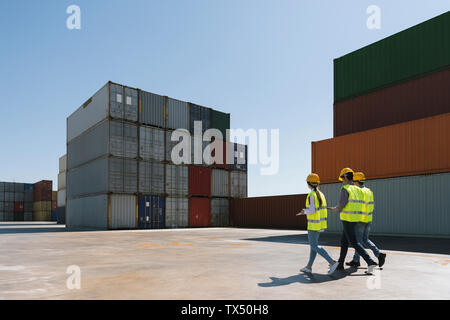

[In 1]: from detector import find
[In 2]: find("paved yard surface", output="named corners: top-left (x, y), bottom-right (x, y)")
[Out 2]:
top-left (0, 222), bottom-right (449, 300)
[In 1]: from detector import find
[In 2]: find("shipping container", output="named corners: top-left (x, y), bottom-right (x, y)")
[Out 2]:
top-left (230, 171), bottom-right (248, 198)
top-left (334, 11), bottom-right (450, 102)
top-left (167, 98), bottom-right (189, 130)
top-left (0, 212), bottom-right (4, 222)
top-left (51, 211), bottom-right (57, 222)
top-left (166, 130), bottom-right (191, 164)
top-left (139, 90), bottom-right (166, 128)
top-left (231, 143), bottom-right (248, 171)
top-left (52, 201), bottom-right (57, 211)
top-left (0, 193), bottom-right (3, 202)
top-left (34, 180), bottom-right (52, 201)
top-left (24, 183), bottom-right (34, 192)
top-left (67, 119), bottom-right (138, 170)
top-left (139, 125), bottom-right (165, 161)
top-left (0, 182), bottom-right (4, 192)
top-left (14, 192), bottom-right (24, 202)
top-left (24, 202), bottom-right (33, 212)
top-left (33, 211), bottom-right (52, 221)
top-left (52, 191), bottom-right (57, 201)
top-left (4, 192), bottom-right (14, 202)
top-left (67, 156), bottom-right (137, 199)
top-left (312, 113), bottom-right (450, 184)
top-left (0, 203), bottom-right (3, 212)
top-left (14, 183), bottom-right (24, 193)
top-left (165, 164), bottom-right (188, 197)
top-left (190, 103), bottom-right (211, 135)
top-left (33, 201), bottom-right (51, 212)
top-left (4, 182), bottom-right (14, 192)
top-left (24, 212), bottom-right (33, 222)
top-left (211, 169), bottom-right (229, 198)
top-left (211, 198), bottom-right (229, 227)
top-left (14, 212), bottom-right (24, 221)
top-left (209, 140), bottom-right (232, 169)
top-left (58, 172), bottom-right (66, 190)
top-left (66, 194), bottom-right (136, 230)
top-left (138, 195), bottom-right (165, 229)
top-left (67, 82), bottom-right (139, 143)
top-left (13, 202), bottom-right (24, 212)
top-left (24, 191), bottom-right (33, 202)
top-left (230, 194), bottom-right (308, 229)
top-left (3, 202), bottom-right (13, 212)
top-left (211, 110), bottom-right (230, 141)
top-left (56, 207), bottom-right (65, 224)
top-left (189, 198), bottom-right (211, 227)
top-left (138, 160), bottom-right (164, 195)
top-left (319, 172), bottom-right (450, 237)
top-left (59, 155), bottom-right (67, 173)
top-left (165, 197), bottom-right (189, 228)
top-left (6, 212), bottom-right (14, 221)
top-left (189, 166), bottom-right (211, 197)
top-left (57, 189), bottom-right (66, 207)
top-left (191, 135), bottom-right (214, 166)
top-left (334, 67), bottom-right (450, 137)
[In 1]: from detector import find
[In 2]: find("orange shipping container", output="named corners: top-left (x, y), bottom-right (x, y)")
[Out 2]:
top-left (312, 113), bottom-right (450, 184)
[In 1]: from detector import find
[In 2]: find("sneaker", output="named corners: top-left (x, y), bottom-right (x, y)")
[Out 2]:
top-left (345, 261), bottom-right (361, 267)
top-left (300, 267), bottom-right (312, 274)
top-left (365, 262), bottom-right (377, 275)
top-left (328, 261), bottom-right (340, 275)
top-left (378, 253), bottom-right (386, 267)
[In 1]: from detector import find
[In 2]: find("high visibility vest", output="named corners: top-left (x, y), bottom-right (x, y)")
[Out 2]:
top-left (360, 187), bottom-right (374, 223)
top-left (305, 190), bottom-right (328, 231)
top-left (340, 185), bottom-right (364, 222)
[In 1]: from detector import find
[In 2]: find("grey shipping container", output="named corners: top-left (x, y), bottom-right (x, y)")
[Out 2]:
top-left (230, 171), bottom-right (248, 198)
top-left (319, 172), bottom-right (450, 237)
top-left (189, 103), bottom-right (211, 135)
top-left (24, 202), bottom-right (33, 212)
top-left (165, 197), bottom-right (189, 228)
top-left (211, 198), bottom-right (229, 227)
top-left (0, 212), bottom-right (4, 222)
top-left (14, 183), bottom-right (24, 193)
top-left (67, 156), bottom-right (137, 199)
top-left (139, 126), bottom-right (165, 161)
top-left (67, 194), bottom-right (136, 230)
top-left (138, 161), bottom-right (165, 195)
top-left (67, 119), bottom-right (138, 170)
top-left (57, 207), bottom-right (66, 224)
top-left (4, 183), bottom-right (14, 192)
top-left (0, 193), bottom-right (4, 201)
top-left (24, 191), bottom-right (33, 202)
top-left (58, 189), bottom-right (66, 207)
top-left (139, 90), bottom-right (166, 128)
top-left (166, 130), bottom-right (191, 164)
top-left (58, 172), bottom-right (66, 190)
top-left (59, 154), bottom-right (67, 173)
top-left (167, 98), bottom-right (189, 130)
top-left (0, 202), bottom-right (3, 211)
top-left (14, 192), bottom-right (24, 202)
top-left (165, 164), bottom-right (188, 197)
top-left (0, 182), bottom-right (4, 192)
top-left (24, 212), bottom-right (33, 222)
top-left (67, 82), bottom-right (138, 143)
top-left (212, 169), bottom-right (229, 198)
top-left (4, 192), bottom-right (14, 202)
top-left (4, 202), bottom-right (13, 212)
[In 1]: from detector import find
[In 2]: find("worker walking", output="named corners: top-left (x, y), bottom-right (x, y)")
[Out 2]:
top-left (297, 173), bottom-right (340, 275)
top-left (346, 172), bottom-right (386, 268)
top-left (330, 168), bottom-right (378, 275)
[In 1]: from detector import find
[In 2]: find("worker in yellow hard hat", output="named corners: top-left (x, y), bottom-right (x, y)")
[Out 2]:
top-left (296, 173), bottom-right (340, 275)
top-left (330, 168), bottom-right (378, 275)
top-left (347, 172), bottom-right (386, 268)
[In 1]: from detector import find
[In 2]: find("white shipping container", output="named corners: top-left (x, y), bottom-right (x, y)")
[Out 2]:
top-left (57, 189), bottom-right (66, 207)
top-left (110, 194), bottom-right (136, 229)
top-left (58, 172), bottom-right (66, 190)
top-left (165, 164), bottom-right (188, 197)
top-left (230, 171), bottom-right (248, 198)
top-left (167, 98), bottom-right (189, 130)
top-left (212, 169), bottom-right (229, 197)
top-left (140, 126), bottom-right (165, 161)
top-left (59, 154), bottom-right (67, 173)
top-left (165, 197), bottom-right (188, 228)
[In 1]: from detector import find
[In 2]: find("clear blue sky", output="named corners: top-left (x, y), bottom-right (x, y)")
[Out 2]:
top-left (0, 1), bottom-right (448, 195)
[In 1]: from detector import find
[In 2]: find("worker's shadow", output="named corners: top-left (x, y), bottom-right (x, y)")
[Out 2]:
top-left (258, 268), bottom-right (363, 287)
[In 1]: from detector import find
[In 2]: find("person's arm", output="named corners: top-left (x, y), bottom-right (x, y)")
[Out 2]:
top-left (296, 195), bottom-right (316, 215)
top-left (330, 189), bottom-right (348, 212)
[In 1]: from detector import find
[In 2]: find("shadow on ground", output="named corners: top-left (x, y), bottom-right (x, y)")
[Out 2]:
top-left (0, 223), bottom-right (67, 234)
top-left (244, 233), bottom-right (450, 255)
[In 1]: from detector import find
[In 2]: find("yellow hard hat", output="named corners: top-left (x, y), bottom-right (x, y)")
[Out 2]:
top-left (354, 172), bottom-right (366, 182)
top-left (307, 173), bottom-right (320, 184)
top-left (338, 168), bottom-right (354, 181)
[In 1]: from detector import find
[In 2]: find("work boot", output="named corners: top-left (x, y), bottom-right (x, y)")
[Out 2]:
top-left (336, 263), bottom-right (345, 271)
top-left (378, 253), bottom-right (386, 267)
top-left (345, 261), bottom-right (360, 267)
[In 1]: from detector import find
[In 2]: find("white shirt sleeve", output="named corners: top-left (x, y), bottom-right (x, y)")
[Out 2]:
top-left (303, 195), bottom-right (316, 215)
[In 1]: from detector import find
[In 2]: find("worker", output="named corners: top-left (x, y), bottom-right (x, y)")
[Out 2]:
top-left (330, 168), bottom-right (378, 275)
top-left (346, 172), bottom-right (386, 268)
top-left (297, 173), bottom-right (340, 275)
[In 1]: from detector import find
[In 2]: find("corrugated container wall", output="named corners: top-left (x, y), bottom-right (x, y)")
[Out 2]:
top-left (211, 169), bottom-right (229, 198)
top-left (58, 172), bottom-right (66, 190)
top-left (231, 195), bottom-right (307, 229)
top-left (59, 155), bottom-right (67, 173)
top-left (189, 166), bottom-right (211, 197)
top-left (211, 198), bottom-right (229, 227)
top-left (57, 189), bottom-right (66, 207)
top-left (190, 104), bottom-right (211, 135)
top-left (211, 110), bottom-right (230, 141)
top-left (165, 197), bottom-right (189, 228)
top-left (139, 126), bottom-right (165, 161)
top-left (312, 113), bottom-right (450, 184)
top-left (319, 172), bottom-right (450, 237)
top-left (166, 130), bottom-right (191, 164)
top-left (109, 194), bottom-right (136, 229)
top-left (230, 171), bottom-right (248, 198)
top-left (139, 90), bottom-right (166, 128)
top-left (167, 98), bottom-right (189, 130)
top-left (165, 164), bottom-right (188, 197)
top-left (34, 180), bottom-right (52, 201)
top-left (138, 195), bottom-right (165, 229)
top-left (189, 198), bottom-right (211, 227)
top-left (138, 161), bottom-right (164, 195)
top-left (334, 67), bottom-right (450, 137)
top-left (334, 11), bottom-right (450, 102)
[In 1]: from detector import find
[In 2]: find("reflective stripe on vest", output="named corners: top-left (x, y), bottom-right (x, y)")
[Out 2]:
top-left (360, 187), bottom-right (374, 223)
top-left (340, 185), bottom-right (364, 222)
top-left (306, 191), bottom-right (328, 231)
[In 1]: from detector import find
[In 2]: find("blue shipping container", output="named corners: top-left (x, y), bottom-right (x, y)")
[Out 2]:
top-left (24, 184), bottom-right (34, 192)
top-left (138, 196), bottom-right (165, 229)
top-left (189, 103), bottom-right (211, 135)
top-left (51, 211), bottom-right (57, 222)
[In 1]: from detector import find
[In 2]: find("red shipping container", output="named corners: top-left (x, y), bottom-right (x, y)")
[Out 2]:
top-left (189, 166), bottom-right (211, 197)
top-left (34, 180), bottom-right (53, 201)
top-left (52, 201), bottom-right (57, 211)
top-left (14, 202), bottom-right (24, 212)
top-left (334, 67), bottom-right (450, 137)
top-left (189, 198), bottom-right (211, 227)
top-left (230, 194), bottom-right (307, 229)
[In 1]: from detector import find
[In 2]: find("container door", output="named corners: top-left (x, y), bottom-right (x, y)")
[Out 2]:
top-left (138, 196), bottom-right (152, 229)
top-left (151, 196), bottom-right (165, 229)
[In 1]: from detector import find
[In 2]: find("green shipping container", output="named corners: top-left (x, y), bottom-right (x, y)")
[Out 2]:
top-left (334, 11), bottom-right (450, 103)
top-left (211, 110), bottom-right (230, 141)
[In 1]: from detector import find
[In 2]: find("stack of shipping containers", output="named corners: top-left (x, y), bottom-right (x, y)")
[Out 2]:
top-left (66, 81), bottom-right (248, 230)
top-left (57, 155), bottom-right (67, 224)
top-left (313, 11), bottom-right (450, 237)
top-left (33, 180), bottom-right (53, 221)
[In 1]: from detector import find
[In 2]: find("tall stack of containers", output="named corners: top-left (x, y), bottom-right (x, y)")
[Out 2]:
top-left (67, 81), bottom-right (247, 230)
top-left (57, 155), bottom-right (67, 224)
top-left (313, 11), bottom-right (450, 237)
top-left (24, 184), bottom-right (33, 221)
top-left (33, 180), bottom-right (53, 221)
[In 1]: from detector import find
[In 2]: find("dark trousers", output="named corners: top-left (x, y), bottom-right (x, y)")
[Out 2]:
top-left (338, 221), bottom-right (376, 265)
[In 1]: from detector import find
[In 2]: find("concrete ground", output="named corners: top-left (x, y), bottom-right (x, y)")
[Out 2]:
top-left (0, 222), bottom-right (449, 300)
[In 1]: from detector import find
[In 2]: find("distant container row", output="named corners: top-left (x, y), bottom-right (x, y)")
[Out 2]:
top-left (67, 194), bottom-right (231, 230)
top-left (67, 118), bottom-right (247, 171)
top-left (67, 160), bottom-right (247, 199)
top-left (0, 201), bottom-right (55, 211)
top-left (67, 81), bottom-right (231, 143)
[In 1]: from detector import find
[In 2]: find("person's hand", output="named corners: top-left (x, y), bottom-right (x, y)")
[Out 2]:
top-left (296, 209), bottom-right (305, 216)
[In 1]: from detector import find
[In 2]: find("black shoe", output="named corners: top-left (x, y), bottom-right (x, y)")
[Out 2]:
top-left (336, 263), bottom-right (344, 271)
top-left (378, 253), bottom-right (386, 267)
top-left (345, 261), bottom-right (361, 267)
